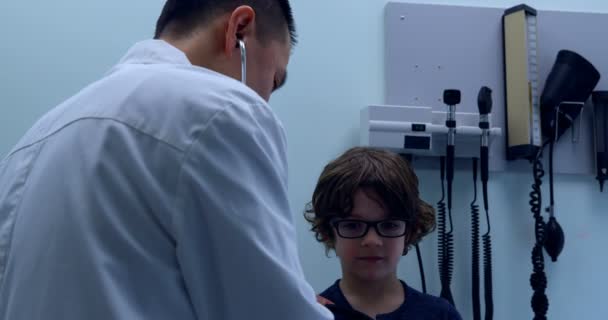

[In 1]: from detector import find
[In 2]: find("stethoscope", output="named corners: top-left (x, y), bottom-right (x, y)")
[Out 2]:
top-left (238, 39), bottom-right (247, 84)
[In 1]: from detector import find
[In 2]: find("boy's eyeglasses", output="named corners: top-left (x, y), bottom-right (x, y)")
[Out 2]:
top-left (331, 219), bottom-right (407, 239)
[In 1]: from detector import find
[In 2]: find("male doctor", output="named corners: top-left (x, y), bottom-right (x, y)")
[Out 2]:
top-left (0, 0), bottom-right (333, 319)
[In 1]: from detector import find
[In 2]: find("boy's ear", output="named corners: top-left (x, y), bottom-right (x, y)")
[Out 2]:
top-left (321, 233), bottom-right (332, 242)
top-left (320, 231), bottom-right (333, 244)
top-left (403, 235), bottom-right (413, 256)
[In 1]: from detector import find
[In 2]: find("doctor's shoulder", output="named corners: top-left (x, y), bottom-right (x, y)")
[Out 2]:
top-left (145, 64), bottom-right (270, 115)
top-left (133, 64), bottom-right (285, 144)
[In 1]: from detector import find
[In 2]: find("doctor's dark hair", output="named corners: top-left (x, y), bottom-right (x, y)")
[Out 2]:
top-left (304, 147), bottom-right (436, 255)
top-left (154, 0), bottom-right (296, 45)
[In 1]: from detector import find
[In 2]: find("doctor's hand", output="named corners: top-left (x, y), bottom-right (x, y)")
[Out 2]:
top-left (316, 295), bottom-right (334, 306)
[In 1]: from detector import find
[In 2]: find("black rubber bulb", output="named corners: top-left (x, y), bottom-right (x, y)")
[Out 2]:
top-left (544, 216), bottom-right (565, 262)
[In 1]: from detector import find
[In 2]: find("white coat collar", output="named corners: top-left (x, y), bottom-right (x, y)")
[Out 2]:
top-left (116, 39), bottom-right (191, 66)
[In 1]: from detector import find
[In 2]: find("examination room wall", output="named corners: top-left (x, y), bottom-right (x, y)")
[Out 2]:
top-left (1, 1), bottom-right (607, 319)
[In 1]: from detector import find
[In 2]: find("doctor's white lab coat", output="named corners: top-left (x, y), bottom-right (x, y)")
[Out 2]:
top-left (0, 40), bottom-right (333, 320)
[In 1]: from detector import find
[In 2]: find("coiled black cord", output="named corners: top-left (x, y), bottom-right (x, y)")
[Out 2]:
top-left (437, 157), bottom-right (446, 294)
top-left (415, 243), bottom-right (427, 294)
top-left (437, 156), bottom-right (455, 305)
top-left (480, 147), bottom-right (494, 320)
top-left (482, 231), bottom-right (494, 320)
top-left (530, 148), bottom-right (548, 320)
top-left (471, 158), bottom-right (481, 320)
top-left (445, 147), bottom-right (456, 295)
top-left (444, 230), bottom-right (455, 305)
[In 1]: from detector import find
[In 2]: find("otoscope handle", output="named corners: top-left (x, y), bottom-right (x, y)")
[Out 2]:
top-left (481, 146), bottom-right (489, 183)
top-left (446, 145), bottom-right (455, 210)
top-left (446, 145), bottom-right (455, 183)
top-left (480, 146), bottom-right (490, 211)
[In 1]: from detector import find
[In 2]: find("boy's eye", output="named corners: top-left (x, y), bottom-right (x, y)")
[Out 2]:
top-left (380, 220), bottom-right (404, 230)
top-left (342, 222), bottom-right (363, 230)
top-left (380, 222), bottom-right (398, 230)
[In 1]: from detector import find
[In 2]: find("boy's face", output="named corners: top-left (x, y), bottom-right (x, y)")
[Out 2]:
top-left (332, 188), bottom-right (405, 283)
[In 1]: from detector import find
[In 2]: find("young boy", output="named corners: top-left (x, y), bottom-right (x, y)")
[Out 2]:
top-left (306, 147), bottom-right (462, 320)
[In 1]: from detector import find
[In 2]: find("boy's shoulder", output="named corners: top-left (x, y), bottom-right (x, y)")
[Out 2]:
top-left (319, 280), bottom-right (344, 306)
top-left (319, 280), bottom-right (372, 320)
top-left (318, 279), bottom-right (462, 320)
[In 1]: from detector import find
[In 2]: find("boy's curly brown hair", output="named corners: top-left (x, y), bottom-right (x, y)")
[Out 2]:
top-left (304, 147), bottom-right (436, 255)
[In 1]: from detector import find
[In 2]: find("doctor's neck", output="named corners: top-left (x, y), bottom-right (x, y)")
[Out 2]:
top-left (160, 19), bottom-right (242, 82)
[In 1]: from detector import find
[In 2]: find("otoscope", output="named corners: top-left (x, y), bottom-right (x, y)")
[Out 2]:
top-left (477, 86), bottom-right (494, 320)
top-left (439, 89), bottom-right (460, 306)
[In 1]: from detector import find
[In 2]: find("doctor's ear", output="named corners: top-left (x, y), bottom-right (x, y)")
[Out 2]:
top-left (224, 5), bottom-right (255, 55)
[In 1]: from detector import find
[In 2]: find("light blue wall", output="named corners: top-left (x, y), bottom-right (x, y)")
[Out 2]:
top-left (1, 1), bottom-right (607, 319)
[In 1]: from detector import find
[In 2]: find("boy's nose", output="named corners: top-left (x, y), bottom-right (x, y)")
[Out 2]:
top-left (361, 227), bottom-right (382, 247)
